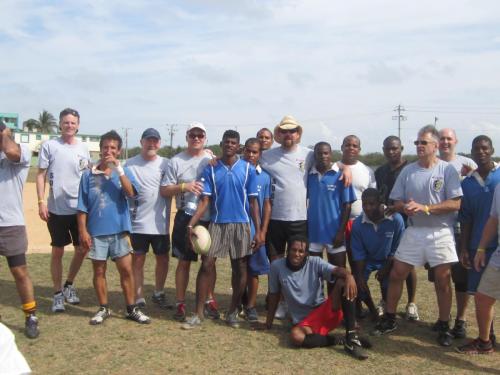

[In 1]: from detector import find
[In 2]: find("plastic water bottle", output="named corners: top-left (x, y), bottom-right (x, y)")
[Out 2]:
top-left (184, 192), bottom-right (199, 216)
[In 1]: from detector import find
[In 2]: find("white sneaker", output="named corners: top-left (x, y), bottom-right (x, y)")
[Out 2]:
top-left (376, 299), bottom-right (385, 317)
top-left (274, 301), bottom-right (288, 320)
top-left (90, 307), bottom-right (111, 325)
top-left (181, 315), bottom-right (202, 330)
top-left (405, 302), bottom-right (419, 321)
top-left (63, 285), bottom-right (80, 305)
top-left (52, 293), bottom-right (65, 313)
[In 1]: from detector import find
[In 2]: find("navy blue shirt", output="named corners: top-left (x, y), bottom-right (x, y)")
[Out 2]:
top-left (351, 212), bottom-right (405, 262)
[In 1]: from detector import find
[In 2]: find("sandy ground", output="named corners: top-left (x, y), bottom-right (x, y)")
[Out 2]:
top-left (23, 182), bottom-right (177, 254)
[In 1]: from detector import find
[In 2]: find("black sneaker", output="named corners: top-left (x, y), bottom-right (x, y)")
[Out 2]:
top-left (490, 333), bottom-right (497, 348)
top-left (371, 316), bottom-right (397, 336)
top-left (344, 335), bottom-right (369, 360)
top-left (451, 319), bottom-right (467, 339)
top-left (436, 321), bottom-right (453, 347)
top-left (126, 307), bottom-right (151, 324)
top-left (456, 338), bottom-right (494, 354)
top-left (152, 292), bottom-right (173, 309)
top-left (25, 314), bottom-right (39, 339)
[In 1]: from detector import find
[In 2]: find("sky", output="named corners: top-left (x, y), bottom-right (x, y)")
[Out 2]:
top-left (1, 0), bottom-right (500, 154)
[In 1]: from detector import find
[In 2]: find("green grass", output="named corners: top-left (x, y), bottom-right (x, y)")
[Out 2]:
top-left (1, 254), bottom-right (499, 374)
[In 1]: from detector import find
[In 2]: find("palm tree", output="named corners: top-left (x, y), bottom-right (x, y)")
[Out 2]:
top-left (22, 110), bottom-right (58, 133)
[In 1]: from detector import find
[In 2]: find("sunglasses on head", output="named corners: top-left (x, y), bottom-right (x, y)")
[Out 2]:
top-left (280, 128), bottom-right (298, 134)
top-left (188, 132), bottom-right (205, 140)
top-left (414, 140), bottom-right (433, 146)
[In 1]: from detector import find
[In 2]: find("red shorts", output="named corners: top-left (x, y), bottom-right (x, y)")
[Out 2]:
top-left (344, 219), bottom-right (354, 243)
top-left (296, 297), bottom-right (343, 336)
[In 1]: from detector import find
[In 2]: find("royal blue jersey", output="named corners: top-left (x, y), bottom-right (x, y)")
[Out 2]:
top-left (246, 166), bottom-right (271, 236)
top-left (307, 167), bottom-right (356, 244)
top-left (77, 166), bottom-right (138, 236)
top-left (351, 213), bottom-right (405, 262)
top-left (202, 158), bottom-right (258, 223)
top-left (459, 165), bottom-right (500, 251)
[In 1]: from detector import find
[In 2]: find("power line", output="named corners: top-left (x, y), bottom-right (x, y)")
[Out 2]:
top-left (392, 104), bottom-right (407, 139)
top-left (166, 124), bottom-right (178, 150)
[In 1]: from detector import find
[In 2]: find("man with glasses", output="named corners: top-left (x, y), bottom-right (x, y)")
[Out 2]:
top-left (37, 108), bottom-right (91, 312)
top-left (372, 125), bottom-right (462, 347)
top-left (161, 122), bottom-right (218, 321)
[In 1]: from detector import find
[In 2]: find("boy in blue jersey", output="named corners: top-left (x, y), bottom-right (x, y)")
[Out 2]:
top-left (307, 142), bottom-right (356, 274)
top-left (182, 130), bottom-right (263, 329)
top-left (455, 135), bottom-right (499, 350)
top-left (257, 235), bottom-right (371, 360)
top-left (241, 138), bottom-right (272, 322)
top-left (77, 130), bottom-right (150, 325)
top-left (351, 188), bottom-right (405, 321)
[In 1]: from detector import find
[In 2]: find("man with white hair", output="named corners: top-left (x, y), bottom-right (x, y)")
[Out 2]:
top-left (373, 125), bottom-right (462, 347)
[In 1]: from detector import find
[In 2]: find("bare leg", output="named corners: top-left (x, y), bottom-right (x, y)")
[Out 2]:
top-left (132, 253), bottom-right (146, 301)
top-left (92, 260), bottom-right (108, 305)
top-left (10, 265), bottom-right (35, 304)
top-left (195, 257), bottom-right (216, 317)
top-left (154, 254), bottom-right (169, 292)
top-left (229, 257), bottom-right (248, 313)
top-left (405, 269), bottom-right (417, 303)
top-left (434, 264), bottom-right (453, 322)
top-left (385, 260), bottom-right (413, 314)
top-left (51, 246), bottom-right (64, 292)
top-left (115, 254), bottom-right (135, 306)
top-left (247, 275), bottom-right (259, 308)
top-left (175, 260), bottom-right (191, 302)
top-left (475, 292), bottom-right (496, 341)
top-left (66, 245), bottom-right (87, 283)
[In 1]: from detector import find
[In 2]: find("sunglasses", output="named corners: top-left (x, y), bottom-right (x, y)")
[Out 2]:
top-left (280, 128), bottom-right (298, 134)
top-left (188, 133), bottom-right (205, 140)
top-left (414, 140), bottom-right (434, 146)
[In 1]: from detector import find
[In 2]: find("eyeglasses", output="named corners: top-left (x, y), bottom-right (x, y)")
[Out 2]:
top-left (414, 140), bottom-right (434, 146)
top-left (188, 133), bottom-right (205, 140)
top-left (280, 128), bottom-right (298, 134)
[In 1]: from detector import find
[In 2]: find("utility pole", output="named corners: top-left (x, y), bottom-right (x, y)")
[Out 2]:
top-left (392, 104), bottom-right (407, 139)
top-left (121, 127), bottom-right (132, 160)
top-left (434, 116), bottom-right (438, 126)
top-left (167, 124), bottom-right (178, 152)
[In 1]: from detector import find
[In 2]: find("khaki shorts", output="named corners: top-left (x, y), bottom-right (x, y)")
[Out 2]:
top-left (394, 226), bottom-right (458, 268)
top-left (0, 226), bottom-right (28, 257)
top-left (477, 263), bottom-right (500, 300)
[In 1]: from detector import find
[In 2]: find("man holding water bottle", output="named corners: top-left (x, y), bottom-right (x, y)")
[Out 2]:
top-left (161, 122), bottom-right (219, 321)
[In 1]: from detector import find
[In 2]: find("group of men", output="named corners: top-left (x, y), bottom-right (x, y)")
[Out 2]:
top-left (0, 108), bottom-right (499, 359)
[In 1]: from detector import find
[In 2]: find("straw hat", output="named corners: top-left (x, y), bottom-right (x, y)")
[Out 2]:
top-left (273, 115), bottom-right (303, 144)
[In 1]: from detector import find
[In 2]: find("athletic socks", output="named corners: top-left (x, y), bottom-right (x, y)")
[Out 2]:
top-left (341, 295), bottom-right (356, 334)
top-left (302, 334), bottom-right (338, 348)
top-left (126, 304), bottom-right (135, 314)
top-left (22, 301), bottom-right (37, 317)
top-left (63, 281), bottom-right (73, 288)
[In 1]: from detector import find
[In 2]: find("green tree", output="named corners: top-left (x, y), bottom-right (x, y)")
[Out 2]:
top-left (22, 110), bottom-right (58, 134)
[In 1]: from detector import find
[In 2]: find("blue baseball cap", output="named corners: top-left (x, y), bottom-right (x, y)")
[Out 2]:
top-left (141, 128), bottom-right (161, 140)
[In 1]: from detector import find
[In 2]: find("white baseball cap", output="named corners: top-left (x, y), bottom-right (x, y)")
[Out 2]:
top-left (186, 122), bottom-right (207, 133)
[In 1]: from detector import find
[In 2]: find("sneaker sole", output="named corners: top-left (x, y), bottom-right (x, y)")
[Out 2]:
top-left (127, 317), bottom-right (151, 324)
top-left (52, 308), bottom-right (65, 313)
top-left (455, 347), bottom-right (494, 355)
top-left (344, 346), bottom-right (369, 360)
top-left (371, 326), bottom-right (397, 336)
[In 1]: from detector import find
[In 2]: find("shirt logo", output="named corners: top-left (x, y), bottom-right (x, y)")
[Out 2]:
top-left (385, 232), bottom-right (394, 238)
top-left (432, 178), bottom-right (444, 192)
top-left (297, 159), bottom-right (305, 172)
top-left (78, 157), bottom-right (89, 171)
top-left (326, 184), bottom-right (336, 191)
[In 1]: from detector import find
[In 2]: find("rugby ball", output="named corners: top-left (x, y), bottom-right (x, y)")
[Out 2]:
top-left (192, 225), bottom-right (211, 255)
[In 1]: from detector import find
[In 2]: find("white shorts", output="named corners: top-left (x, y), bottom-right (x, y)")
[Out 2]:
top-left (394, 226), bottom-right (458, 268)
top-left (309, 243), bottom-right (346, 255)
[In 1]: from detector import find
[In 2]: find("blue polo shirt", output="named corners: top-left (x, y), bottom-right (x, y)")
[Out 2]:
top-left (77, 166), bottom-right (139, 237)
top-left (246, 165), bottom-right (271, 235)
top-left (202, 158), bottom-right (258, 223)
top-left (307, 166), bottom-right (356, 244)
top-left (351, 212), bottom-right (405, 262)
top-left (459, 165), bottom-right (500, 251)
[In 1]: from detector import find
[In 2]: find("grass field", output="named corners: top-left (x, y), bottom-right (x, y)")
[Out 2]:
top-left (1, 253), bottom-right (499, 374)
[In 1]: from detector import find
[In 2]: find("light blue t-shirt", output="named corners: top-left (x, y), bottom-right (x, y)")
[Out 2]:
top-left (202, 158), bottom-right (258, 224)
top-left (77, 166), bottom-right (138, 236)
top-left (459, 165), bottom-right (500, 252)
top-left (269, 256), bottom-right (335, 324)
top-left (351, 213), bottom-right (405, 262)
top-left (487, 184), bottom-right (500, 268)
top-left (0, 145), bottom-right (31, 226)
top-left (307, 166), bottom-right (356, 244)
top-left (389, 159), bottom-right (462, 228)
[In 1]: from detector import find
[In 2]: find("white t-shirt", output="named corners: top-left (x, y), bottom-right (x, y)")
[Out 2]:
top-left (162, 150), bottom-right (212, 221)
top-left (38, 138), bottom-right (91, 215)
top-left (446, 154), bottom-right (477, 178)
top-left (334, 161), bottom-right (376, 219)
top-left (260, 145), bottom-right (314, 221)
top-left (0, 145), bottom-right (31, 226)
top-left (125, 154), bottom-right (171, 235)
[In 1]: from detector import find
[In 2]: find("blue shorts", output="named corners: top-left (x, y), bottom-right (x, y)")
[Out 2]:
top-left (89, 233), bottom-right (132, 261)
top-left (248, 245), bottom-right (270, 276)
top-left (467, 249), bottom-right (494, 293)
top-left (361, 261), bottom-right (388, 299)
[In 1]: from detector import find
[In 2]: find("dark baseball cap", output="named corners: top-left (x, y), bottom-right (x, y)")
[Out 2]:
top-left (141, 128), bottom-right (161, 140)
